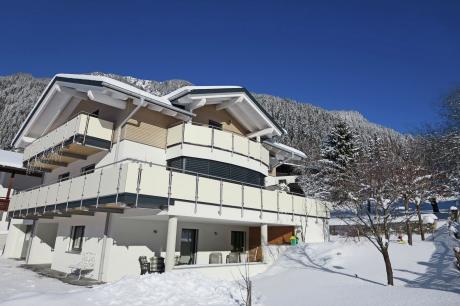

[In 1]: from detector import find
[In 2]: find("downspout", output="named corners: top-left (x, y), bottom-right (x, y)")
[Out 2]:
top-left (113, 97), bottom-right (146, 162)
top-left (98, 212), bottom-right (112, 282)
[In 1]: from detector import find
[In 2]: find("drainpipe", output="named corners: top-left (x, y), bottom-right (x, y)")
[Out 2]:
top-left (113, 97), bottom-right (146, 162)
top-left (98, 212), bottom-right (112, 282)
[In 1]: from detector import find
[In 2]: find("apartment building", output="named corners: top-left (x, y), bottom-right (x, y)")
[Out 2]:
top-left (2, 74), bottom-right (329, 281)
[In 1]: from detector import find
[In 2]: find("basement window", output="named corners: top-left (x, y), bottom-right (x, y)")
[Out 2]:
top-left (69, 225), bottom-right (85, 252)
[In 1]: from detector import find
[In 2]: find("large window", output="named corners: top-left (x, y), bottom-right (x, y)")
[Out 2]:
top-left (69, 226), bottom-right (85, 252)
top-left (231, 231), bottom-right (246, 252)
top-left (167, 157), bottom-right (265, 186)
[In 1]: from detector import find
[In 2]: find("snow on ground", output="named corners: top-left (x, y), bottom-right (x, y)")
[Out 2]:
top-left (0, 261), bottom-right (249, 306)
top-left (1, 205), bottom-right (459, 305)
top-left (255, 222), bottom-right (460, 306)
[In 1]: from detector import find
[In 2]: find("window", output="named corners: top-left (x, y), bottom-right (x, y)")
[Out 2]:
top-left (58, 172), bottom-right (70, 182)
top-left (81, 164), bottom-right (95, 175)
top-left (231, 231), bottom-right (246, 252)
top-left (208, 120), bottom-right (223, 130)
top-left (69, 226), bottom-right (85, 252)
top-left (167, 157), bottom-right (265, 186)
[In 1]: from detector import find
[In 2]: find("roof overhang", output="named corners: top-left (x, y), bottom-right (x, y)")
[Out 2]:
top-left (165, 86), bottom-right (284, 138)
top-left (263, 141), bottom-right (307, 168)
top-left (12, 74), bottom-right (194, 149)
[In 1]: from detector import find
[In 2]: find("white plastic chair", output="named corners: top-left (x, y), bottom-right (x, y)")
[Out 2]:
top-left (67, 252), bottom-right (96, 280)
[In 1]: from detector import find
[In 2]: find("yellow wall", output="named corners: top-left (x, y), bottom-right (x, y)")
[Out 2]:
top-left (193, 105), bottom-right (249, 135)
top-left (122, 106), bottom-right (180, 149)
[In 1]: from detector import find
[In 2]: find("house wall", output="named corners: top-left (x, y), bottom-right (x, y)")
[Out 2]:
top-left (2, 219), bottom-right (33, 258)
top-left (193, 105), bottom-right (249, 135)
top-left (27, 220), bottom-right (59, 264)
top-left (122, 107), bottom-right (179, 149)
top-left (51, 213), bottom-right (108, 279)
top-left (105, 216), bottom-right (251, 281)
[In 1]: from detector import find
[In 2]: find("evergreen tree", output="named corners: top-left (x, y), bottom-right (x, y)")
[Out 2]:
top-left (320, 121), bottom-right (359, 171)
top-left (299, 121), bottom-right (359, 200)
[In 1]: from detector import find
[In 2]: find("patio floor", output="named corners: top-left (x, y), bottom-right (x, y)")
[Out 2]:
top-left (20, 263), bottom-right (103, 287)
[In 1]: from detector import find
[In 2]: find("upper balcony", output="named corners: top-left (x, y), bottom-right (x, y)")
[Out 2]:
top-left (23, 113), bottom-right (114, 172)
top-left (166, 123), bottom-right (270, 171)
top-left (7, 159), bottom-right (329, 224)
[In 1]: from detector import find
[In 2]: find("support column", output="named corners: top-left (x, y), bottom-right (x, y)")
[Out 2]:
top-left (25, 220), bottom-right (37, 264)
top-left (165, 216), bottom-right (178, 272)
top-left (260, 223), bottom-right (268, 263)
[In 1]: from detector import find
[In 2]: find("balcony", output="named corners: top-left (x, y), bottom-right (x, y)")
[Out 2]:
top-left (7, 159), bottom-right (328, 222)
top-left (166, 123), bottom-right (270, 168)
top-left (23, 113), bottom-right (114, 171)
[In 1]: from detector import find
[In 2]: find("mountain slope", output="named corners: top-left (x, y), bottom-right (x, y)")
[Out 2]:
top-left (0, 73), bottom-right (405, 157)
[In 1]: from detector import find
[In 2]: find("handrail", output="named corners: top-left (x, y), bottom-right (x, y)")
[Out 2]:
top-left (14, 157), bottom-right (306, 198)
top-left (28, 112), bottom-right (98, 145)
top-left (168, 121), bottom-right (263, 145)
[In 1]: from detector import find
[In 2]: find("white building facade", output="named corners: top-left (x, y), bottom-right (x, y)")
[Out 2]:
top-left (3, 74), bottom-right (329, 282)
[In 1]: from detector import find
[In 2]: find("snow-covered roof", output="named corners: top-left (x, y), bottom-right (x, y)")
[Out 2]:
top-left (263, 141), bottom-right (307, 159)
top-left (164, 86), bottom-right (284, 138)
top-left (56, 74), bottom-right (176, 107)
top-left (12, 74), bottom-right (195, 148)
top-left (163, 85), bottom-right (243, 100)
top-left (0, 149), bottom-right (24, 169)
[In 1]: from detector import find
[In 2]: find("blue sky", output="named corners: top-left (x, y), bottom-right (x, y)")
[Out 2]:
top-left (1, 0), bottom-right (459, 133)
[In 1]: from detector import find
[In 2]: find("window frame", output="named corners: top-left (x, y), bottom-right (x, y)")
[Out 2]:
top-left (69, 225), bottom-right (85, 253)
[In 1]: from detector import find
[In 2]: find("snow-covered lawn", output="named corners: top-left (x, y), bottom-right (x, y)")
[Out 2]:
top-left (0, 224), bottom-right (459, 306)
top-left (256, 223), bottom-right (460, 306)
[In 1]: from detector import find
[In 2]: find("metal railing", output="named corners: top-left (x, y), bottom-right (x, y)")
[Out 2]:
top-left (23, 112), bottom-right (114, 161)
top-left (166, 122), bottom-right (270, 166)
top-left (8, 158), bottom-right (329, 219)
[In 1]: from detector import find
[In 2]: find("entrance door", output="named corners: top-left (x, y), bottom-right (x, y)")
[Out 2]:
top-left (179, 229), bottom-right (198, 265)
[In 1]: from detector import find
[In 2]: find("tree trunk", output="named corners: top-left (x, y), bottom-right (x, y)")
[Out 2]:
top-left (381, 247), bottom-right (394, 286)
top-left (416, 203), bottom-right (425, 241)
top-left (403, 196), bottom-right (412, 245)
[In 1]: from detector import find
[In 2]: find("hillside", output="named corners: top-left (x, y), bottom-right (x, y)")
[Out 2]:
top-left (0, 73), bottom-right (405, 157)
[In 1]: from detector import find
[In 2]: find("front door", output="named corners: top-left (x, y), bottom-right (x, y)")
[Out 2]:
top-left (179, 229), bottom-right (198, 265)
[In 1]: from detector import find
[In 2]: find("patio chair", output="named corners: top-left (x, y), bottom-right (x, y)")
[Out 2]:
top-left (138, 256), bottom-right (151, 275)
top-left (67, 252), bottom-right (96, 280)
top-left (226, 252), bottom-right (240, 264)
top-left (209, 252), bottom-right (222, 264)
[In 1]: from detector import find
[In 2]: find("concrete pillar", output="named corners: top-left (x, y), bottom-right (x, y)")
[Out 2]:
top-left (261, 223), bottom-right (268, 263)
top-left (165, 216), bottom-right (178, 272)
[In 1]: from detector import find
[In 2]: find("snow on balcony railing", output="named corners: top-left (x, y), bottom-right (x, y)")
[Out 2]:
top-left (8, 159), bottom-right (328, 220)
top-left (166, 122), bottom-right (270, 166)
top-left (23, 113), bottom-right (114, 161)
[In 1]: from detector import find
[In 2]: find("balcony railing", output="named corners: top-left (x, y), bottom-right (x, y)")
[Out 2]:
top-left (8, 159), bottom-right (329, 220)
top-left (166, 123), bottom-right (270, 167)
top-left (23, 113), bottom-right (114, 162)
